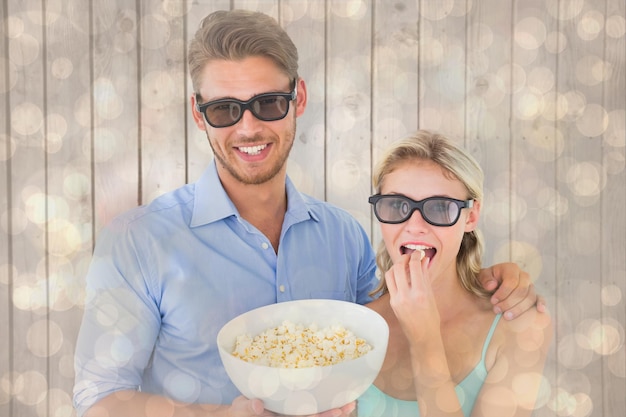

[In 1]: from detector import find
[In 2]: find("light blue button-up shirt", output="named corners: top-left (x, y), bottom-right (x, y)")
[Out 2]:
top-left (73, 161), bottom-right (379, 416)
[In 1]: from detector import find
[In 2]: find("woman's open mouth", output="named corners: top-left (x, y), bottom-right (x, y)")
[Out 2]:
top-left (401, 244), bottom-right (436, 261)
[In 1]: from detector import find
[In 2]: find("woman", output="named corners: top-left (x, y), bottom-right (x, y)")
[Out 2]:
top-left (360, 131), bottom-right (552, 417)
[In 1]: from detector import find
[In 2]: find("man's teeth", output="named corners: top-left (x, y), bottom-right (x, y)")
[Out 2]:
top-left (238, 144), bottom-right (267, 155)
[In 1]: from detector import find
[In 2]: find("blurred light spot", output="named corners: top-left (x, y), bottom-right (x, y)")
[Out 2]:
top-left (58, 353), bottom-right (75, 379)
top-left (27, 319), bottom-right (64, 357)
top-left (524, 124), bottom-right (565, 161)
top-left (546, 0), bottom-right (584, 20)
top-left (63, 172), bottom-right (90, 200)
top-left (74, 93), bottom-right (92, 127)
top-left (162, 0), bottom-right (192, 17)
top-left (536, 187), bottom-right (568, 217)
top-left (328, 0), bottom-right (366, 19)
top-left (164, 370), bottom-right (201, 403)
top-left (9, 33), bottom-right (40, 66)
top-left (601, 284), bottom-right (623, 306)
top-left (494, 241), bottom-right (542, 281)
top-left (604, 150), bottom-right (625, 175)
top-left (142, 71), bottom-right (176, 110)
top-left (140, 14), bottom-right (171, 50)
top-left (558, 333), bottom-right (593, 369)
top-left (608, 345), bottom-right (625, 378)
top-left (0, 134), bottom-right (17, 161)
top-left (0, 58), bottom-right (18, 93)
top-left (88, 127), bottom-right (123, 162)
top-left (37, 388), bottom-right (72, 417)
top-left (542, 93), bottom-right (568, 121)
top-left (24, 192), bottom-right (48, 225)
top-left (527, 67), bottom-right (554, 94)
top-left (562, 90), bottom-right (586, 121)
top-left (469, 23), bottom-right (494, 51)
top-left (331, 159), bottom-right (361, 190)
top-left (420, 0), bottom-right (454, 20)
top-left (577, 104), bottom-right (609, 137)
top-left (51, 57), bottom-right (74, 80)
top-left (94, 78), bottom-right (124, 120)
top-left (588, 320), bottom-right (623, 355)
top-left (606, 14), bottom-right (626, 38)
top-left (576, 55), bottom-right (611, 86)
top-left (569, 220), bottom-right (601, 256)
top-left (421, 37), bottom-right (445, 66)
top-left (11, 102), bottom-right (44, 136)
top-left (247, 367), bottom-right (280, 397)
top-left (545, 31), bottom-right (567, 54)
top-left (515, 17), bottom-right (547, 50)
top-left (6, 16), bottom-right (25, 38)
top-left (577, 10), bottom-right (604, 41)
top-left (515, 89), bottom-right (544, 120)
top-left (114, 31), bottom-right (136, 53)
top-left (14, 371), bottom-right (48, 405)
top-left (48, 218), bottom-right (82, 256)
top-left (2, 207), bottom-right (28, 235)
top-left (497, 63), bottom-right (526, 94)
top-left (566, 161), bottom-right (605, 197)
top-left (605, 109), bottom-right (625, 147)
top-left (96, 303), bottom-right (121, 327)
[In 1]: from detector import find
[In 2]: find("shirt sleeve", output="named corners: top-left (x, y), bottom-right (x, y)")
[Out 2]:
top-left (73, 217), bottom-right (161, 416)
top-left (354, 220), bottom-right (380, 305)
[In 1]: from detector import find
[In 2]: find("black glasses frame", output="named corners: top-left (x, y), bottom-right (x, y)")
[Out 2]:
top-left (196, 84), bottom-right (297, 128)
top-left (368, 194), bottom-right (474, 226)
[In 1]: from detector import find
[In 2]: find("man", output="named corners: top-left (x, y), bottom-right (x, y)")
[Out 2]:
top-left (73, 9), bottom-right (541, 417)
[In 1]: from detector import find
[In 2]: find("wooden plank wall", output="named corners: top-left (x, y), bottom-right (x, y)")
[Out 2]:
top-left (1, 0), bottom-right (624, 416)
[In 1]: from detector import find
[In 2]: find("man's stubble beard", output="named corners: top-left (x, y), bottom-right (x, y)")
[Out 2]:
top-left (205, 123), bottom-right (296, 186)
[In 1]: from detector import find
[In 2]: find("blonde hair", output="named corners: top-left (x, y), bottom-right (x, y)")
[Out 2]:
top-left (188, 10), bottom-right (299, 94)
top-left (370, 130), bottom-right (489, 298)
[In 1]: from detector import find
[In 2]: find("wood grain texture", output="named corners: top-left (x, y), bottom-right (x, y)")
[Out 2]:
top-left (1, 1), bottom-right (624, 416)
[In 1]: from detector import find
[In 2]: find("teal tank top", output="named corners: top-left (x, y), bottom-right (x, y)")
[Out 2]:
top-left (358, 313), bottom-right (502, 417)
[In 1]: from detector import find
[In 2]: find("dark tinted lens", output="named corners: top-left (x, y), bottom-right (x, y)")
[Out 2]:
top-left (423, 198), bottom-right (459, 225)
top-left (376, 196), bottom-right (410, 222)
top-left (205, 102), bottom-right (241, 126)
top-left (252, 95), bottom-right (289, 119)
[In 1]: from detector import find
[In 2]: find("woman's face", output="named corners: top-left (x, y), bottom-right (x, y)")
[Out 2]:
top-left (379, 159), bottom-right (480, 281)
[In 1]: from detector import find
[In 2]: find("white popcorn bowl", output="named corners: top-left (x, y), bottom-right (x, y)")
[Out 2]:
top-left (217, 299), bottom-right (389, 415)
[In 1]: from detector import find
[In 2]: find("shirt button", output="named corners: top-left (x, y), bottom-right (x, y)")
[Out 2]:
top-left (261, 242), bottom-right (269, 250)
top-left (279, 285), bottom-right (285, 293)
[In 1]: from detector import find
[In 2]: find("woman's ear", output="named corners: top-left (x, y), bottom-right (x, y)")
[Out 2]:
top-left (464, 199), bottom-right (481, 232)
top-left (190, 94), bottom-right (207, 131)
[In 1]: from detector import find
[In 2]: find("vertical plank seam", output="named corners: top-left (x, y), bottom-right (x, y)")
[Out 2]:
top-left (89, 0), bottom-right (96, 250)
top-left (183, 3), bottom-right (189, 185)
top-left (2, 0), bottom-right (15, 412)
top-left (417, 0), bottom-right (421, 130)
top-left (554, 0), bottom-right (562, 398)
top-left (369, 1), bottom-right (376, 239)
top-left (40, 1), bottom-right (51, 414)
top-left (464, 0), bottom-right (470, 147)
top-left (136, 0), bottom-right (143, 205)
top-left (509, 0), bottom-right (516, 262)
top-left (323, 1), bottom-right (329, 202)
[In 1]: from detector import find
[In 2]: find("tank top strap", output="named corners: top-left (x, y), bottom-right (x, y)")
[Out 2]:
top-left (480, 313), bottom-right (502, 361)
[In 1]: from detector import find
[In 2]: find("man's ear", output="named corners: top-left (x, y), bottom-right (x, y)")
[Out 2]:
top-left (295, 77), bottom-right (307, 117)
top-left (190, 94), bottom-right (207, 131)
top-left (464, 199), bottom-right (481, 232)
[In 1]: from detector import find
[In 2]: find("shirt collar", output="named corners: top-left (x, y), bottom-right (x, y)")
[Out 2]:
top-left (190, 160), bottom-right (317, 227)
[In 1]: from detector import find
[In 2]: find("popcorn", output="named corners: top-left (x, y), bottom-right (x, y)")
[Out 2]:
top-left (232, 320), bottom-right (372, 368)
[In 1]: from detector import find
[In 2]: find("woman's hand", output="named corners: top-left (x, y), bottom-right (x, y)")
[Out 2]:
top-left (385, 250), bottom-right (441, 344)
